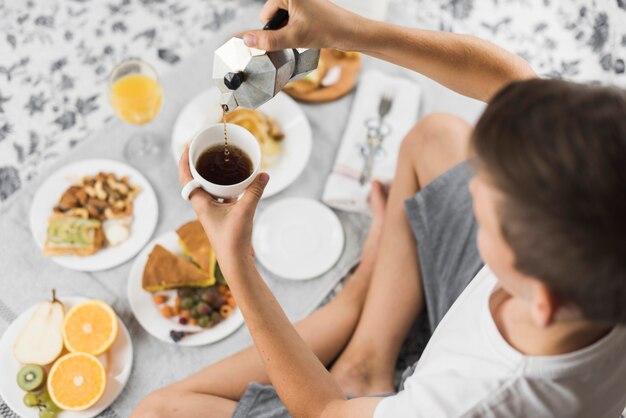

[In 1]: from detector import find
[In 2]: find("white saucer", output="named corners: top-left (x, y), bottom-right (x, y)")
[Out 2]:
top-left (171, 87), bottom-right (312, 199)
top-left (252, 198), bottom-right (345, 280)
top-left (0, 296), bottom-right (133, 418)
top-left (127, 231), bottom-right (245, 346)
top-left (29, 159), bottom-right (159, 272)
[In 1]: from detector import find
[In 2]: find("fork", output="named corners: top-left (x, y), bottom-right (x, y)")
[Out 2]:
top-left (359, 94), bottom-right (394, 185)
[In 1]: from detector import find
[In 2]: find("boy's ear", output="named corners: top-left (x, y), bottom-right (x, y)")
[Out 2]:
top-left (529, 281), bottom-right (559, 327)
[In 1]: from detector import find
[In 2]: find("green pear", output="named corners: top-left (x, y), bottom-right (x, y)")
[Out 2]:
top-left (13, 290), bottom-right (64, 365)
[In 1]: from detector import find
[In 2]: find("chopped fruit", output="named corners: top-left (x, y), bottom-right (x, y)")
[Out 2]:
top-left (197, 302), bottom-right (211, 316)
top-left (37, 390), bottom-right (60, 417)
top-left (181, 297), bottom-right (194, 310)
top-left (153, 294), bottom-right (168, 304)
top-left (38, 390), bottom-right (51, 403)
top-left (211, 312), bottom-right (222, 325)
top-left (220, 305), bottom-right (233, 318)
top-left (198, 316), bottom-right (210, 328)
top-left (47, 353), bottom-right (106, 411)
top-left (200, 290), bottom-right (212, 303)
top-left (23, 392), bottom-right (39, 407)
top-left (160, 305), bottom-right (174, 318)
top-left (13, 290), bottom-right (64, 366)
top-left (17, 364), bottom-right (45, 391)
top-left (39, 409), bottom-right (58, 418)
top-left (212, 294), bottom-right (225, 310)
top-left (170, 330), bottom-right (186, 343)
top-left (38, 390), bottom-right (60, 412)
top-left (62, 300), bottom-right (118, 356)
top-left (153, 283), bottom-right (236, 330)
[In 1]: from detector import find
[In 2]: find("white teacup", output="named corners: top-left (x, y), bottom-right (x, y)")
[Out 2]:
top-left (181, 123), bottom-right (261, 200)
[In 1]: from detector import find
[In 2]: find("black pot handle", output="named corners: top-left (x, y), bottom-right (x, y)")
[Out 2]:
top-left (263, 9), bottom-right (289, 30)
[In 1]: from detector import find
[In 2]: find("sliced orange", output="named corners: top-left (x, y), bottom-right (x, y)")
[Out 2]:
top-left (48, 352), bottom-right (107, 411)
top-left (63, 300), bottom-right (118, 355)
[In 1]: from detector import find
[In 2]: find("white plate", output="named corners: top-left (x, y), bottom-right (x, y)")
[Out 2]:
top-left (252, 198), bottom-right (345, 280)
top-left (0, 296), bottom-right (133, 418)
top-left (29, 159), bottom-right (158, 272)
top-left (171, 87), bottom-right (312, 199)
top-left (127, 231), bottom-right (244, 346)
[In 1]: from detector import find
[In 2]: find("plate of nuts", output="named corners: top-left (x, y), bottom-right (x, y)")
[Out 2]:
top-left (29, 159), bottom-right (158, 271)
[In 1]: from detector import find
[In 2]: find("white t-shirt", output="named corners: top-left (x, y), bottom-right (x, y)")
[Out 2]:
top-left (374, 266), bottom-right (626, 418)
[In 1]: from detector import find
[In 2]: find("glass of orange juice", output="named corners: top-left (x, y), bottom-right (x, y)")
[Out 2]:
top-left (108, 60), bottom-right (163, 164)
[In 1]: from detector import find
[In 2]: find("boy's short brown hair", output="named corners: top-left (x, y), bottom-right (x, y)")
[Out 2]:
top-left (472, 79), bottom-right (626, 324)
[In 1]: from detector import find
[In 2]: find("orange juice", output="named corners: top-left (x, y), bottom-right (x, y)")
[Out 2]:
top-left (110, 74), bottom-right (162, 125)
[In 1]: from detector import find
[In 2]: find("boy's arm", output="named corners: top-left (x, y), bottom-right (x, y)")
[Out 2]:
top-left (225, 257), bottom-right (382, 418)
top-left (352, 23), bottom-right (537, 102)
top-left (178, 153), bottom-right (382, 418)
top-left (245, 0), bottom-right (536, 102)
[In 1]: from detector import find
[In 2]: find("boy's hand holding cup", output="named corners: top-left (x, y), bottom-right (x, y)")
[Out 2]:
top-left (179, 123), bottom-right (267, 270)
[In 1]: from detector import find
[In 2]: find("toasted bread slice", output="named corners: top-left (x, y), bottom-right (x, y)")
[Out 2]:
top-left (44, 215), bottom-right (104, 257)
top-left (176, 220), bottom-right (216, 274)
top-left (142, 244), bottom-right (215, 292)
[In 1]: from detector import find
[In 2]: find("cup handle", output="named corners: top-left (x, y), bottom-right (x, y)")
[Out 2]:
top-left (181, 179), bottom-right (202, 201)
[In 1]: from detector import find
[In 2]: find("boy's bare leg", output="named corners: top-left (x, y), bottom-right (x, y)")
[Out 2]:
top-left (329, 113), bottom-right (472, 396)
top-left (131, 184), bottom-right (388, 418)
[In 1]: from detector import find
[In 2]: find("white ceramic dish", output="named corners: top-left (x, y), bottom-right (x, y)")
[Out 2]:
top-left (171, 87), bottom-right (312, 199)
top-left (29, 159), bottom-right (158, 272)
top-left (252, 198), bottom-right (345, 280)
top-left (127, 231), bottom-right (244, 346)
top-left (0, 296), bottom-right (133, 418)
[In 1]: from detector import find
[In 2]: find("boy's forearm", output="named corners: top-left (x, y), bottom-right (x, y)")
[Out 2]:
top-left (223, 256), bottom-right (351, 418)
top-left (338, 17), bottom-right (536, 102)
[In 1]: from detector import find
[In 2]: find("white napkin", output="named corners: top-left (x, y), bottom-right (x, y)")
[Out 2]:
top-left (322, 69), bottom-right (420, 213)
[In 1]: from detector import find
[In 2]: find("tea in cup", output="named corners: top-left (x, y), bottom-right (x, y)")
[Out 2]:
top-left (181, 123), bottom-right (261, 200)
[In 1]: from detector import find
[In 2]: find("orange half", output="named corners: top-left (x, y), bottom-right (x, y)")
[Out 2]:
top-left (48, 352), bottom-right (107, 411)
top-left (63, 300), bottom-right (119, 355)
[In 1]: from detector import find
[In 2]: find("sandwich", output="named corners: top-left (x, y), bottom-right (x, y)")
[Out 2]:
top-left (142, 244), bottom-right (216, 292)
top-left (176, 220), bottom-right (217, 274)
top-left (44, 214), bottom-right (104, 256)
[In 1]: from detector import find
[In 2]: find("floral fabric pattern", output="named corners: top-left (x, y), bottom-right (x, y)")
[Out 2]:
top-left (0, 0), bottom-right (625, 206)
top-left (391, 0), bottom-right (625, 82)
top-left (0, 0), bottom-right (257, 207)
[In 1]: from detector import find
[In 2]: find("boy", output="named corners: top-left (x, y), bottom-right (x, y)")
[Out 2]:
top-left (133, 0), bottom-right (626, 416)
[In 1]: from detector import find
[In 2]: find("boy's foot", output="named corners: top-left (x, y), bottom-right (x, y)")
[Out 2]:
top-left (330, 181), bottom-right (396, 397)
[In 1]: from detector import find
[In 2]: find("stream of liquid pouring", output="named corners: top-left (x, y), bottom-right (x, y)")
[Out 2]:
top-left (221, 105), bottom-right (230, 162)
